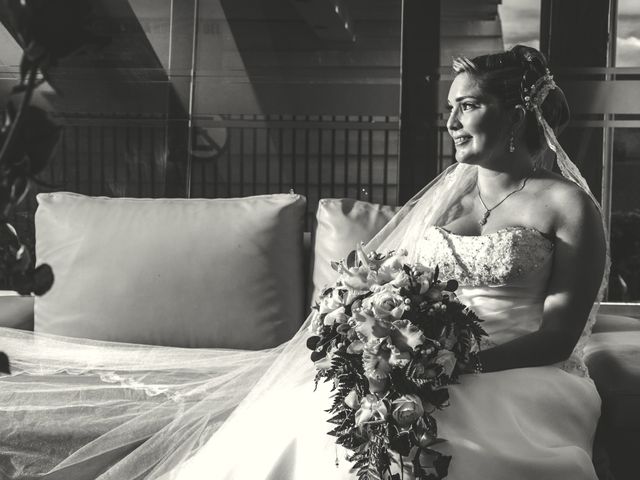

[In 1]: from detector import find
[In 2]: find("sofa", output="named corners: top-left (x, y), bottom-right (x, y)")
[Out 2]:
top-left (0, 192), bottom-right (638, 480)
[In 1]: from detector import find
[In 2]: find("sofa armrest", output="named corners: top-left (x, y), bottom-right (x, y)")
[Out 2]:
top-left (0, 293), bottom-right (34, 330)
top-left (592, 313), bottom-right (640, 333)
top-left (585, 331), bottom-right (640, 480)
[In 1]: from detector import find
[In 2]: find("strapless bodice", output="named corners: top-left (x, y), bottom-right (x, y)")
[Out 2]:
top-left (418, 225), bottom-right (555, 288)
top-left (417, 226), bottom-right (554, 347)
top-left (417, 226), bottom-right (589, 376)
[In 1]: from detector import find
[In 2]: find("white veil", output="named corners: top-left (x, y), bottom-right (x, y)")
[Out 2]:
top-left (0, 164), bottom-right (472, 479)
top-left (0, 71), bottom-right (610, 479)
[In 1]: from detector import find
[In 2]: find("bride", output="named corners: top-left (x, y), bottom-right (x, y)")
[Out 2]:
top-left (0, 45), bottom-right (608, 480)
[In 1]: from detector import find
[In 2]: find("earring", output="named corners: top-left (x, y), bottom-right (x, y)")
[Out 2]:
top-left (509, 134), bottom-right (516, 153)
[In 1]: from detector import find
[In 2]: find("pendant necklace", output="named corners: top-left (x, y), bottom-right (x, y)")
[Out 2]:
top-left (476, 169), bottom-right (535, 226)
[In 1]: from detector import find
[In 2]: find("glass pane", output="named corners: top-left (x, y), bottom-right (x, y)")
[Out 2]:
top-left (0, 0), bottom-right (404, 273)
top-left (616, 0), bottom-right (640, 67)
top-left (2, 0), bottom-right (177, 199)
top-left (609, 128), bottom-right (640, 301)
top-left (191, 0), bottom-right (403, 225)
top-left (498, 0), bottom-right (541, 51)
top-left (606, 0), bottom-right (640, 301)
top-left (0, 1), bottom-right (178, 286)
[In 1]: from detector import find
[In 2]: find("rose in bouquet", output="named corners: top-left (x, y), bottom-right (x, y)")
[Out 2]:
top-left (307, 245), bottom-right (487, 480)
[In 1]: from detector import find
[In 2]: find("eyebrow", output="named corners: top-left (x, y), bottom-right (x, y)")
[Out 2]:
top-left (447, 95), bottom-right (480, 105)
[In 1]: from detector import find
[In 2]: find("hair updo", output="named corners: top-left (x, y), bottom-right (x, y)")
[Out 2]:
top-left (452, 45), bottom-right (569, 155)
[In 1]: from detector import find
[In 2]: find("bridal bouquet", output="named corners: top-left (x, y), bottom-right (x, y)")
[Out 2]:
top-left (308, 245), bottom-right (486, 480)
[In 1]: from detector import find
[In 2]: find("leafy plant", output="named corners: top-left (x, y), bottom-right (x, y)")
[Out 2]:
top-left (0, 0), bottom-right (108, 374)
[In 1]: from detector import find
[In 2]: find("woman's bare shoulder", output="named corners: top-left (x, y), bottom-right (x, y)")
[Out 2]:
top-left (532, 169), bottom-right (602, 234)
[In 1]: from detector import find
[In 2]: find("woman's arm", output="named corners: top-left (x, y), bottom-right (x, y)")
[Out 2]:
top-left (478, 185), bottom-right (607, 373)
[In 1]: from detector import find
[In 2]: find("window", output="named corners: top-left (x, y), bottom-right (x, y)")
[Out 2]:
top-left (0, 0), bottom-right (404, 271)
top-left (609, 0), bottom-right (640, 301)
top-left (498, 0), bottom-right (541, 51)
top-left (434, 0), bottom-right (640, 307)
top-left (189, 0), bottom-right (403, 225)
top-left (616, 0), bottom-right (640, 67)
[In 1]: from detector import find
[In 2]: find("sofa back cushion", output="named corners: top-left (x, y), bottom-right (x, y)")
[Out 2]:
top-left (34, 192), bottom-right (306, 349)
top-left (310, 198), bottom-right (401, 303)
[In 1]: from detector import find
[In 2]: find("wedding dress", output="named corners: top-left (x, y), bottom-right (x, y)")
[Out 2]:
top-left (168, 224), bottom-right (601, 480)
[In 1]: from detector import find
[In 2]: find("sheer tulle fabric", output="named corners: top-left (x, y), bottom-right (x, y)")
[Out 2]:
top-left (0, 117), bottom-right (609, 478)
top-left (0, 329), bottom-right (280, 478)
top-left (0, 165), bottom-right (471, 478)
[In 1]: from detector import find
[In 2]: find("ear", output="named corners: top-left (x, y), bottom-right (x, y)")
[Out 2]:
top-left (511, 105), bottom-right (527, 132)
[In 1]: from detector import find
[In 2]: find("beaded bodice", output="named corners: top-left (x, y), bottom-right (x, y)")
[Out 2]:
top-left (417, 225), bottom-right (591, 377)
top-left (418, 226), bottom-right (554, 287)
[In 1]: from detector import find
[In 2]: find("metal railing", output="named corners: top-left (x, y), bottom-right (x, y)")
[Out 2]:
top-left (29, 114), bottom-right (400, 228)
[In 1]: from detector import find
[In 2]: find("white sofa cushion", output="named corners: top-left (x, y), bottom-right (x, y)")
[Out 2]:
top-left (310, 198), bottom-right (401, 303)
top-left (34, 192), bottom-right (306, 349)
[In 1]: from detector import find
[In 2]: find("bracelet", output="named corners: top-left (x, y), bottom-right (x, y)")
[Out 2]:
top-left (470, 352), bottom-right (484, 374)
top-left (459, 353), bottom-right (483, 374)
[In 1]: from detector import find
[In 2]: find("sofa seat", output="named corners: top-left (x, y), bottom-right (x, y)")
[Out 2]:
top-left (587, 316), bottom-right (640, 429)
top-left (585, 323), bottom-right (640, 480)
top-left (587, 332), bottom-right (640, 431)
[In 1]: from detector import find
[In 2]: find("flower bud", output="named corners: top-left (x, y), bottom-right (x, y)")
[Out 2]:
top-left (344, 389), bottom-right (360, 409)
top-left (367, 375), bottom-right (388, 394)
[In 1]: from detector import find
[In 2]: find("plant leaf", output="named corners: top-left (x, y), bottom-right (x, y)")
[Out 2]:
top-left (0, 351), bottom-right (9, 374)
top-left (19, 106), bottom-right (62, 175)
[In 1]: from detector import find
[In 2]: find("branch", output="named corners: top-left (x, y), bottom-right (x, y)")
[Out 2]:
top-left (0, 351), bottom-right (9, 374)
top-left (0, 65), bottom-right (38, 171)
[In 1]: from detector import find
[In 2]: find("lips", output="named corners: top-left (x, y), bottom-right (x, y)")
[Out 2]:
top-left (453, 135), bottom-right (472, 146)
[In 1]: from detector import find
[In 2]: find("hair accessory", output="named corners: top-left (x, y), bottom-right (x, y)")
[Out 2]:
top-left (521, 68), bottom-right (556, 111)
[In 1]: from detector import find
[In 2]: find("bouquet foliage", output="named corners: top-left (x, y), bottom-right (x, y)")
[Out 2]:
top-left (308, 245), bottom-right (486, 480)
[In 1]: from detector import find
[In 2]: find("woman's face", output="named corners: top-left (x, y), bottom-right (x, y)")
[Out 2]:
top-left (446, 72), bottom-right (513, 166)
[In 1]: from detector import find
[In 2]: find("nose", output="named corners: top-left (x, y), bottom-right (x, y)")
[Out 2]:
top-left (446, 106), bottom-right (461, 133)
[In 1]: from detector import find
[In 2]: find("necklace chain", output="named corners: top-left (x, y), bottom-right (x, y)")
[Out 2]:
top-left (476, 170), bottom-right (535, 226)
